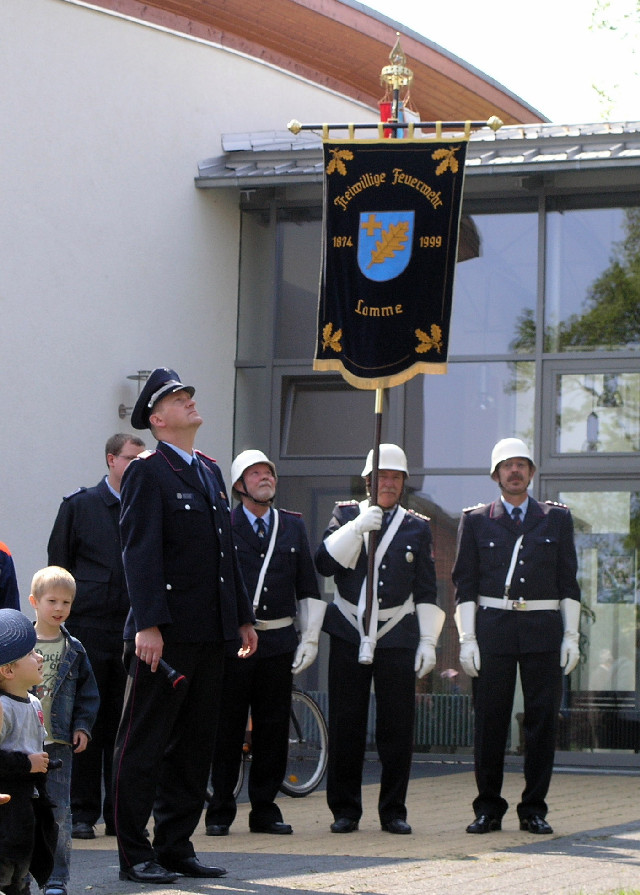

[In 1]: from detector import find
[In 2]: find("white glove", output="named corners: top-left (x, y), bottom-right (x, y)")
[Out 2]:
top-left (324, 505), bottom-right (383, 569)
top-left (455, 602), bottom-right (480, 678)
top-left (560, 598), bottom-right (581, 675)
top-left (414, 603), bottom-right (446, 678)
top-left (292, 599), bottom-right (327, 675)
top-left (352, 505), bottom-right (383, 535)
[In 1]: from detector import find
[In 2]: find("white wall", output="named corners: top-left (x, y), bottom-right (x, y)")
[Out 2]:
top-left (0, 0), bottom-right (376, 602)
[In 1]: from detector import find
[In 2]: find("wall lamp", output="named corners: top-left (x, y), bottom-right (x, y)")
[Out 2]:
top-left (118, 370), bottom-right (151, 419)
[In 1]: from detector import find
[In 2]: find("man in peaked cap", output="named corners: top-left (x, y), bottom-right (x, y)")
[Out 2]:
top-left (112, 367), bottom-right (257, 884)
top-left (315, 444), bottom-right (444, 836)
top-left (453, 437), bottom-right (581, 836)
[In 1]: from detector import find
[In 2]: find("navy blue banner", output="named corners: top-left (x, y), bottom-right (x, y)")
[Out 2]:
top-left (315, 138), bottom-right (468, 389)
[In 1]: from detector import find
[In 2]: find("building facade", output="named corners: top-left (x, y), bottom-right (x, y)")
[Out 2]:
top-left (198, 122), bottom-right (640, 765)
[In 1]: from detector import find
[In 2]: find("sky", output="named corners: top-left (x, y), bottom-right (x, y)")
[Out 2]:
top-left (359, 0), bottom-right (639, 124)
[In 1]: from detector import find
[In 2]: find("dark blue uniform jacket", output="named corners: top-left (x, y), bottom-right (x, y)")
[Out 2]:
top-left (452, 498), bottom-right (581, 655)
top-left (120, 442), bottom-right (254, 643)
top-left (229, 505), bottom-right (321, 657)
top-left (315, 501), bottom-right (437, 650)
top-left (48, 478), bottom-right (129, 631)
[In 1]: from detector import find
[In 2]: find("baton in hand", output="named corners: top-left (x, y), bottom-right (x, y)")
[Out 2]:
top-left (157, 657), bottom-right (186, 688)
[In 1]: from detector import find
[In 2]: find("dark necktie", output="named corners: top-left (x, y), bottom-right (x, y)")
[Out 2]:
top-left (193, 456), bottom-right (214, 503)
top-left (256, 517), bottom-right (267, 540)
top-left (511, 507), bottom-right (522, 525)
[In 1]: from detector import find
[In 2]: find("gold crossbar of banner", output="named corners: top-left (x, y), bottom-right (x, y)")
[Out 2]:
top-left (288, 117), bottom-right (503, 140)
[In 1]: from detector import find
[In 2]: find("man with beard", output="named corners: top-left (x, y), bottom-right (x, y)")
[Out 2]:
top-left (205, 450), bottom-right (324, 836)
top-left (315, 444), bottom-right (443, 835)
top-left (453, 438), bottom-right (581, 836)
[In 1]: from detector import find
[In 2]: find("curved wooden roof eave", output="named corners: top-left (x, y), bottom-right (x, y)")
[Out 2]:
top-left (86, 0), bottom-right (548, 126)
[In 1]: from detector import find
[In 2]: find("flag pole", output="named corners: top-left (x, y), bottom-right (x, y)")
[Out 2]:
top-left (364, 387), bottom-right (384, 635)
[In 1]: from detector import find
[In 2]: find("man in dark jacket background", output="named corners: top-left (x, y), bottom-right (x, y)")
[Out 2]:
top-left (47, 432), bottom-right (145, 840)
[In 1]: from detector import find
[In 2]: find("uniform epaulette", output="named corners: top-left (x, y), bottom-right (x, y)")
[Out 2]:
top-left (62, 486), bottom-right (87, 501)
top-left (137, 449), bottom-right (156, 460)
top-left (194, 449), bottom-right (218, 463)
top-left (463, 502), bottom-right (485, 513)
top-left (407, 508), bottom-right (431, 522)
top-left (336, 499), bottom-right (359, 507)
top-left (545, 499), bottom-right (568, 508)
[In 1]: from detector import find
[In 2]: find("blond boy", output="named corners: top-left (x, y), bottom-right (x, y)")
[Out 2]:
top-left (30, 568), bottom-right (99, 895)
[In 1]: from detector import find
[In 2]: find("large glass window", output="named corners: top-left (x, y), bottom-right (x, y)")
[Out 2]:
top-left (545, 205), bottom-right (640, 353)
top-left (448, 211), bottom-right (538, 356)
top-left (555, 371), bottom-right (640, 454)
top-left (274, 213), bottom-right (322, 360)
top-left (404, 361), bottom-right (535, 470)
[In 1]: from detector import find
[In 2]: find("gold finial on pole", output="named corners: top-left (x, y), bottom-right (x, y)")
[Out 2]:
top-left (380, 34), bottom-right (414, 126)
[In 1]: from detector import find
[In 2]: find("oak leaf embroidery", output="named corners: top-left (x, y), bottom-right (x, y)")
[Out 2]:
top-left (431, 146), bottom-right (460, 176)
top-left (367, 221), bottom-right (409, 268)
top-left (326, 148), bottom-right (354, 176)
top-left (415, 324), bottom-right (443, 354)
top-left (322, 322), bottom-right (343, 353)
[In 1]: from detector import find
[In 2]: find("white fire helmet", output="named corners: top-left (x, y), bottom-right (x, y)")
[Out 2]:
top-left (490, 438), bottom-right (536, 477)
top-left (361, 444), bottom-right (409, 477)
top-left (230, 450), bottom-right (277, 489)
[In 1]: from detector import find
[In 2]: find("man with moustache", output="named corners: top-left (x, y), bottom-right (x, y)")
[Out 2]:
top-left (453, 438), bottom-right (581, 836)
top-left (315, 444), bottom-right (444, 835)
top-left (205, 450), bottom-right (324, 837)
top-left (111, 368), bottom-right (257, 884)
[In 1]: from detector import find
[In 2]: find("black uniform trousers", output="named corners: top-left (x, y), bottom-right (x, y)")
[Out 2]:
top-left (112, 640), bottom-right (224, 869)
top-left (206, 650), bottom-right (294, 828)
top-left (66, 622), bottom-right (126, 829)
top-left (327, 637), bottom-right (415, 825)
top-left (472, 649), bottom-right (562, 821)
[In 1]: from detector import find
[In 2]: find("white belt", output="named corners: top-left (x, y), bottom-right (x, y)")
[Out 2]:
top-left (254, 616), bottom-right (293, 631)
top-left (478, 596), bottom-right (559, 612)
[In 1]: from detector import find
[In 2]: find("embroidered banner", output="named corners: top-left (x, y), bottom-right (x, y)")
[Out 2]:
top-left (315, 138), bottom-right (468, 389)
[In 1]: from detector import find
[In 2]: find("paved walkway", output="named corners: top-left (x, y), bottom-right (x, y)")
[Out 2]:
top-left (71, 761), bottom-right (640, 895)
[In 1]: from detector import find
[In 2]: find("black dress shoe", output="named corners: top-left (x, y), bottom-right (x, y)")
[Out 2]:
top-left (71, 822), bottom-right (95, 840)
top-left (205, 823), bottom-right (230, 836)
top-left (466, 814), bottom-right (502, 834)
top-left (381, 819), bottom-right (412, 834)
top-left (249, 821), bottom-right (293, 834)
top-left (118, 861), bottom-right (180, 883)
top-left (520, 814), bottom-right (553, 834)
top-left (161, 856), bottom-right (227, 878)
top-left (330, 817), bottom-right (359, 833)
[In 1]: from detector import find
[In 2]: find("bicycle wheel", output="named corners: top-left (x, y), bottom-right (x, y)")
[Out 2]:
top-left (280, 689), bottom-right (328, 797)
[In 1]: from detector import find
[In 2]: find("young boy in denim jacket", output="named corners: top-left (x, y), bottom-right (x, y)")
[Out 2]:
top-left (30, 568), bottom-right (99, 895)
top-left (0, 608), bottom-right (57, 895)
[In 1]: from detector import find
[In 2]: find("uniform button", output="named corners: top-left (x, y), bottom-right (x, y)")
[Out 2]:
top-left (185, 504), bottom-right (191, 510)
top-left (378, 581), bottom-right (383, 587)
top-left (166, 584), bottom-right (172, 591)
top-left (290, 547), bottom-right (295, 553)
top-left (220, 577), bottom-right (224, 583)
top-left (262, 605), bottom-right (267, 611)
top-left (212, 505), bottom-right (217, 510)
top-left (489, 541), bottom-right (495, 547)
top-left (220, 551), bottom-right (224, 558)
top-left (218, 528), bottom-right (223, 534)
top-left (519, 577), bottom-right (525, 583)
top-left (263, 586), bottom-right (268, 592)
top-left (381, 564), bottom-right (387, 570)
top-left (260, 553), bottom-right (265, 559)
top-left (519, 559), bottom-right (524, 565)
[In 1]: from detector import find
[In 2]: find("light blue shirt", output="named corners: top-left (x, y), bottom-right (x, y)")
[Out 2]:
top-left (501, 496), bottom-right (529, 519)
top-left (242, 506), bottom-right (272, 534)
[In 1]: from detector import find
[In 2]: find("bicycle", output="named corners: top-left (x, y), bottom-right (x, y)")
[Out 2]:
top-left (207, 687), bottom-right (328, 801)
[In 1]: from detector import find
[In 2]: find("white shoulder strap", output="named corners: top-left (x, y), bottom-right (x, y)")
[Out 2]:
top-left (252, 509), bottom-right (279, 609)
